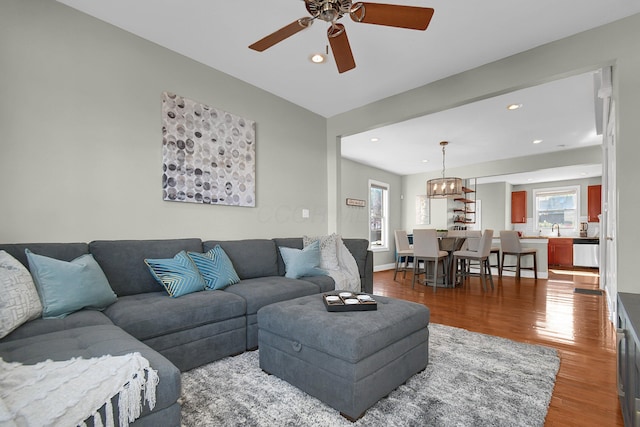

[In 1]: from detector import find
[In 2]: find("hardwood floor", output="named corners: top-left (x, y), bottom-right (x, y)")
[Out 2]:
top-left (374, 267), bottom-right (623, 426)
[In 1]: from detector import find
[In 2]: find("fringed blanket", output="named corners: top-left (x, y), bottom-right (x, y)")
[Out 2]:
top-left (327, 238), bottom-right (362, 293)
top-left (0, 352), bottom-right (158, 427)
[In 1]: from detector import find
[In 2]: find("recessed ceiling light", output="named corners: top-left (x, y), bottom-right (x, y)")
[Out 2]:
top-left (422, 159), bottom-right (429, 163)
top-left (527, 178), bottom-right (534, 182)
top-left (310, 53), bottom-right (326, 64)
top-left (532, 139), bottom-right (543, 144)
top-left (507, 103), bottom-right (523, 110)
top-left (370, 137), bottom-right (379, 142)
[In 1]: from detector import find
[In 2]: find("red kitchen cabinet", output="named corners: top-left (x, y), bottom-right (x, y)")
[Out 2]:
top-left (548, 238), bottom-right (573, 266)
top-left (588, 185), bottom-right (602, 222)
top-left (511, 191), bottom-right (527, 224)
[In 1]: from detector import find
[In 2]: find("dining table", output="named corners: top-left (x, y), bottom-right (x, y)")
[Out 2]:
top-left (438, 236), bottom-right (466, 287)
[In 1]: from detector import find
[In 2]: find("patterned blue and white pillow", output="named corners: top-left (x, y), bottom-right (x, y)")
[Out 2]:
top-left (188, 245), bottom-right (240, 290)
top-left (145, 251), bottom-right (206, 297)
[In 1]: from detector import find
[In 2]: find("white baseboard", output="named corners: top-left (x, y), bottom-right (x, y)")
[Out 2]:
top-left (374, 263), bottom-right (396, 272)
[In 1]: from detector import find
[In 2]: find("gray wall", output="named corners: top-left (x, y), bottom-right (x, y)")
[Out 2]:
top-left (341, 159), bottom-right (402, 267)
top-left (0, 0), bottom-right (328, 242)
top-left (476, 182), bottom-right (511, 232)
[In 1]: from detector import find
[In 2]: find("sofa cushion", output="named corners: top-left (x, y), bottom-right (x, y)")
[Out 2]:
top-left (144, 251), bottom-right (206, 297)
top-left (0, 251), bottom-right (43, 339)
top-left (25, 250), bottom-right (118, 319)
top-left (187, 245), bottom-right (240, 290)
top-left (89, 239), bottom-right (203, 296)
top-left (0, 311), bottom-right (114, 343)
top-left (279, 240), bottom-right (326, 279)
top-left (0, 324), bottom-right (180, 420)
top-left (272, 238), bottom-right (303, 276)
top-left (297, 275), bottom-right (335, 293)
top-left (203, 239), bottom-right (278, 279)
top-left (303, 233), bottom-right (340, 271)
top-left (223, 276), bottom-right (319, 315)
top-left (103, 290), bottom-right (246, 341)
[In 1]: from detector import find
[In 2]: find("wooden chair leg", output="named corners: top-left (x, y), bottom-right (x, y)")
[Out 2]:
top-left (499, 253), bottom-right (505, 277)
top-left (516, 255), bottom-right (521, 279)
top-left (533, 252), bottom-right (538, 279)
top-left (412, 258), bottom-right (418, 289)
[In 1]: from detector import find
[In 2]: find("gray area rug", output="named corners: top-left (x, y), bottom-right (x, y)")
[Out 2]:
top-left (180, 323), bottom-right (559, 426)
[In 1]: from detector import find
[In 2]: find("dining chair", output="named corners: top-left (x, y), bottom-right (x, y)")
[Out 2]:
top-left (463, 230), bottom-right (500, 273)
top-left (499, 230), bottom-right (538, 279)
top-left (453, 229), bottom-right (494, 291)
top-left (393, 230), bottom-right (413, 281)
top-left (412, 229), bottom-right (449, 292)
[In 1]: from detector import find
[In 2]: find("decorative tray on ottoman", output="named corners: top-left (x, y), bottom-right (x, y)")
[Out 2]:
top-left (323, 292), bottom-right (377, 312)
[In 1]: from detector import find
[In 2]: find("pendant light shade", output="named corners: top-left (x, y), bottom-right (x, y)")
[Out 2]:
top-left (426, 141), bottom-right (463, 198)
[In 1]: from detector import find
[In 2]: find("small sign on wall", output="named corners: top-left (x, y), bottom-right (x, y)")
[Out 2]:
top-left (346, 198), bottom-right (366, 207)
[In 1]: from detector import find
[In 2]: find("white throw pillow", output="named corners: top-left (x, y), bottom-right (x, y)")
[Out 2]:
top-left (0, 251), bottom-right (43, 338)
top-left (303, 233), bottom-right (340, 271)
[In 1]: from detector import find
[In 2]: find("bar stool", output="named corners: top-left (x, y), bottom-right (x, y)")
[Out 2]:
top-left (453, 229), bottom-right (495, 291)
top-left (499, 230), bottom-right (538, 279)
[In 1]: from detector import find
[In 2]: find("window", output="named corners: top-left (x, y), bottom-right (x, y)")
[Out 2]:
top-left (533, 186), bottom-right (580, 233)
top-left (369, 180), bottom-right (389, 251)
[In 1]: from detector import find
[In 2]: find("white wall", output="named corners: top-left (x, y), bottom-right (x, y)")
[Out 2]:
top-left (0, 0), bottom-right (328, 243)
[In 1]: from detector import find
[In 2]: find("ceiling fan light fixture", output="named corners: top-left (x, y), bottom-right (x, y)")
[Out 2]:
top-left (310, 53), bottom-right (326, 63)
top-left (426, 141), bottom-right (463, 198)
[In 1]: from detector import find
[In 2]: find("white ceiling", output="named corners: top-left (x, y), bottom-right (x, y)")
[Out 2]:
top-left (56, 1), bottom-right (639, 183)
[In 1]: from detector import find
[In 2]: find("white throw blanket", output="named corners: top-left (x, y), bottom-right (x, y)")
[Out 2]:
top-left (0, 352), bottom-right (158, 427)
top-left (327, 238), bottom-right (362, 293)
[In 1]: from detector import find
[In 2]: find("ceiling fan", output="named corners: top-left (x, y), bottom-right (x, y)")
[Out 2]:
top-left (249, 1), bottom-right (435, 73)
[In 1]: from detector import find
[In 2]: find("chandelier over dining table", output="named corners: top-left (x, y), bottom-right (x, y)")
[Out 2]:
top-left (426, 141), bottom-right (463, 198)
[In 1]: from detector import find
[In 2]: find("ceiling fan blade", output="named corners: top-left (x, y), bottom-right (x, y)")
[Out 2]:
top-left (350, 2), bottom-right (434, 30)
top-left (328, 24), bottom-right (356, 74)
top-left (249, 18), bottom-right (313, 52)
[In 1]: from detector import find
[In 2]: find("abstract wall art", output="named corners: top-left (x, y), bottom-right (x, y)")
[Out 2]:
top-left (415, 195), bottom-right (429, 224)
top-left (161, 92), bottom-right (256, 207)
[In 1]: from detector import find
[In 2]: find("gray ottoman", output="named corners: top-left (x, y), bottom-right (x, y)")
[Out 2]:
top-left (257, 293), bottom-right (430, 420)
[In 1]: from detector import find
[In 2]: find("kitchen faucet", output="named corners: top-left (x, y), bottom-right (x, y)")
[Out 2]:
top-left (551, 223), bottom-right (560, 237)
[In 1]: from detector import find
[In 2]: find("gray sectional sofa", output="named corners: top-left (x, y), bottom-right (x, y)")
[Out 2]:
top-left (0, 237), bottom-right (372, 426)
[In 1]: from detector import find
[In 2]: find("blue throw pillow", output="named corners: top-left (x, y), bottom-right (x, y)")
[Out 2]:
top-left (144, 250), bottom-right (206, 297)
top-left (279, 240), bottom-right (327, 279)
top-left (188, 245), bottom-right (240, 290)
top-left (25, 249), bottom-right (118, 319)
